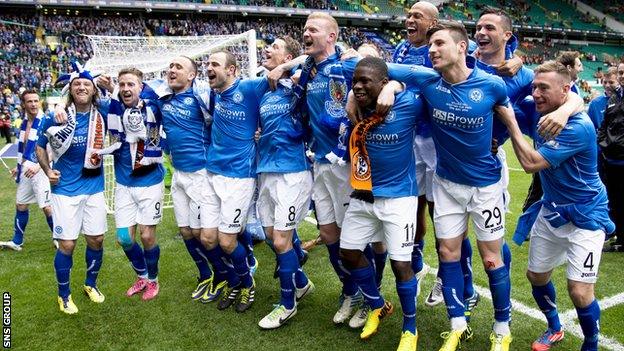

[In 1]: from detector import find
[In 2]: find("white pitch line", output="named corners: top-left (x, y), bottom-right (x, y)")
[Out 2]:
top-left (559, 292), bottom-right (624, 351)
top-left (426, 269), bottom-right (624, 350)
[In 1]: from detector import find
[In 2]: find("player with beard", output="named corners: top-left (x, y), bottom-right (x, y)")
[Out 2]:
top-left (105, 68), bottom-right (165, 301)
top-left (204, 51), bottom-right (269, 313)
top-left (36, 64), bottom-right (110, 314)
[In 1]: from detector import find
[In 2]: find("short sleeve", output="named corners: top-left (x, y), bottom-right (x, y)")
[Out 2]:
top-left (587, 99), bottom-right (604, 130)
top-left (341, 58), bottom-right (360, 78)
top-left (537, 121), bottom-right (589, 168)
top-left (387, 63), bottom-right (437, 91)
top-left (36, 114), bottom-right (53, 148)
top-left (492, 76), bottom-right (510, 107)
top-left (241, 77), bottom-right (269, 101)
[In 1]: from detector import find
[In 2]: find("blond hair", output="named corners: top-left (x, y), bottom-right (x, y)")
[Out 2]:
top-left (534, 60), bottom-right (572, 83)
top-left (308, 12), bottom-right (339, 38)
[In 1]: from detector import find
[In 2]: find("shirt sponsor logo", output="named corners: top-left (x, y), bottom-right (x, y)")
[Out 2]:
top-left (162, 103), bottom-right (191, 120)
top-left (432, 108), bottom-right (484, 128)
top-left (260, 102), bottom-right (290, 116)
top-left (366, 132), bottom-right (399, 144)
top-left (307, 81), bottom-right (328, 93)
top-left (215, 102), bottom-right (246, 121)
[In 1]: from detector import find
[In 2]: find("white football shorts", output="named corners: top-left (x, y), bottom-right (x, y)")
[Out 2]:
top-left (432, 174), bottom-right (506, 241)
top-left (257, 171), bottom-right (313, 231)
top-left (340, 196), bottom-right (418, 262)
top-left (51, 192), bottom-right (107, 240)
top-left (528, 207), bottom-right (605, 283)
top-left (114, 182), bottom-right (164, 228)
top-left (312, 162), bottom-right (352, 227)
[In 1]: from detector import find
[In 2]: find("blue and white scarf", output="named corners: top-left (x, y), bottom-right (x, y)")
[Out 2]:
top-left (99, 89), bottom-right (162, 170)
top-left (291, 46), bottom-right (348, 140)
top-left (46, 104), bottom-right (105, 170)
top-left (15, 111), bottom-right (43, 184)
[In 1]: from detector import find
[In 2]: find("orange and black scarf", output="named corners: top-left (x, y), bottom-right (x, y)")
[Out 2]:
top-left (349, 112), bottom-right (385, 203)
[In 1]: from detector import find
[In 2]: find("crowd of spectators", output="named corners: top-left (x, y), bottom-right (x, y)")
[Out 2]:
top-left (0, 12), bottom-right (383, 121)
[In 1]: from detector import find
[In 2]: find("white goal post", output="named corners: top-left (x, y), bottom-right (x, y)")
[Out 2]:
top-left (86, 31), bottom-right (258, 213)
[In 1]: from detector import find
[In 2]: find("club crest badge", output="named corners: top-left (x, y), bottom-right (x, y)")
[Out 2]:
top-left (324, 78), bottom-right (347, 119)
top-left (233, 92), bottom-right (243, 103)
top-left (469, 88), bottom-right (483, 103)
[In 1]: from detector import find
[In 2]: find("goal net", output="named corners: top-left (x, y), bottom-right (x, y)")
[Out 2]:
top-left (84, 30), bottom-right (258, 80)
top-left (88, 30), bottom-right (258, 214)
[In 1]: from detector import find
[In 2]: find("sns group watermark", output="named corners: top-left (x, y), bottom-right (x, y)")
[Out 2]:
top-left (2, 292), bottom-right (10, 348)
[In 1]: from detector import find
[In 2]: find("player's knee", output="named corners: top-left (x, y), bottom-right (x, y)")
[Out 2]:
top-left (42, 206), bottom-right (52, 217)
top-left (390, 260), bottom-right (413, 281)
top-left (371, 241), bottom-right (386, 254)
top-left (179, 227), bottom-right (193, 240)
top-left (339, 248), bottom-right (364, 268)
top-left (568, 282), bottom-right (594, 307)
top-left (86, 235), bottom-right (104, 250)
top-left (58, 240), bottom-right (76, 255)
top-left (271, 229), bottom-right (292, 252)
top-left (437, 244), bottom-right (460, 262)
top-left (526, 270), bottom-right (550, 285)
top-left (199, 234), bottom-right (217, 249)
top-left (218, 235), bottom-right (237, 254)
top-left (16, 203), bottom-right (28, 211)
top-left (116, 227), bottom-right (134, 249)
top-left (480, 250), bottom-right (503, 270)
top-left (272, 237), bottom-right (291, 254)
top-left (319, 224), bottom-right (339, 244)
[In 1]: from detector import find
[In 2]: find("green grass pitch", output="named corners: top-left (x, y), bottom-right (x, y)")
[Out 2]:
top-left (1, 142), bottom-right (623, 351)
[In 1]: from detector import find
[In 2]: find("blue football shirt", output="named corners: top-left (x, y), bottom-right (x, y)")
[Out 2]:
top-left (306, 55), bottom-right (358, 164)
top-left (257, 79), bottom-right (310, 174)
top-left (155, 88), bottom-right (210, 173)
top-left (366, 90), bottom-right (424, 197)
top-left (206, 77), bottom-right (269, 178)
top-left (388, 57), bottom-right (510, 186)
top-left (38, 109), bottom-right (108, 196)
